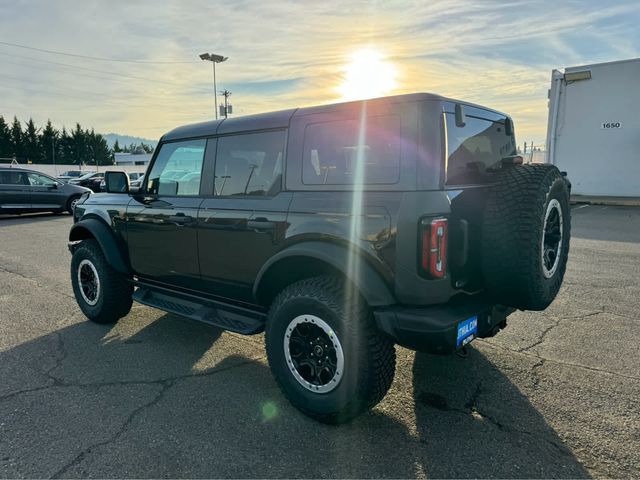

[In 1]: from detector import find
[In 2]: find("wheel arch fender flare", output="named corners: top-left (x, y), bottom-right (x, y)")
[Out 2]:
top-left (69, 218), bottom-right (131, 275)
top-left (253, 241), bottom-right (396, 307)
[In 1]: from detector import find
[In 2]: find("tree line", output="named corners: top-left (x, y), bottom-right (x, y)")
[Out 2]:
top-left (0, 115), bottom-right (153, 166)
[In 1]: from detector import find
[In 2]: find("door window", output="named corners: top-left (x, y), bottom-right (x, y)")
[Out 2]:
top-left (27, 172), bottom-right (58, 186)
top-left (146, 139), bottom-right (206, 196)
top-left (0, 171), bottom-right (28, 185)
top-left (214, 131), bottom-right (285, 197)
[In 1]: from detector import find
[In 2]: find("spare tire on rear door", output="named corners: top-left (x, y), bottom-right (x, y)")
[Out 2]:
top-left (481, 164), bottom-right (571, 311)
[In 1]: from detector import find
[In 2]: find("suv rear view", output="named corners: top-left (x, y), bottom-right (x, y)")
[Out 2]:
top-left (68, 93), bottom-right (571, 423)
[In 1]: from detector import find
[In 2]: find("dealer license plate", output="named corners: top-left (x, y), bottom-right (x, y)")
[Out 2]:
top-left (457, 315), bottom-right (478, 348)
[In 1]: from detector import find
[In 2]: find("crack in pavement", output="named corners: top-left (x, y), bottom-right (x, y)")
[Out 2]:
top-left (419, 379), bottom-right (575, 459)
top-left (480, 341), bottom-right (640, 382)
top-left (45, 356), bottom-right (259, 478)
top-left (0, 355), bottom-right (261, 403)
top-left (50, 380), bottom-right (172, 479)
top-left (0, 265), bottom-right (75, 300)
top-left (518, 310), bottom-right (603, 353)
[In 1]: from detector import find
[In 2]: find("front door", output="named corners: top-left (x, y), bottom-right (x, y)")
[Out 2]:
top-left (25, 171), bottom-right (67, 211)
top-left (197, 130), bottom-right (290, 304)
top-left (126, 138), bottom-right (208, 290)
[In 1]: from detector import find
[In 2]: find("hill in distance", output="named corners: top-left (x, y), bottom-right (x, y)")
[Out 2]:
top-left (102, 133), bottom-right (158, 149)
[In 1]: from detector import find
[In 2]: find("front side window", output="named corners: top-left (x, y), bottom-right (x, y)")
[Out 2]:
top-left (146, 139), bottom-right (206, 196)
top-left (302, 115), bottom-right (401, 185)
top-left (214, 130), bottom-right (285, 197)
top-left (27, 172), bottom-right (57, 186)
top-left (445, 113), bottom-right (516, 185)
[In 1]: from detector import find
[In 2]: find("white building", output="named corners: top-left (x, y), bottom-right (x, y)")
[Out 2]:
top-left (546, 58), bottom-right (640, 197)
top-left (114, 153), bottom-right (152, 167)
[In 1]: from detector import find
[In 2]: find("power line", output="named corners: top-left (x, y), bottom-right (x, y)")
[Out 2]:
top-left (0, 40), bottom-right (198, 64)
top-left (0, 54), bottom-right (211, 99)
top-left (0, 51), bottom-right (191, 88)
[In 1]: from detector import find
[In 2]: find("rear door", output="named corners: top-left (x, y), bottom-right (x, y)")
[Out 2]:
top-left (25, 172), bottom-right (67, 210)
top-left (126, 138), bottom-right (208, 289)
top-left (0, 170), bottom-right (31, 211)
top-left (197, 130), bottom-right (291, 303)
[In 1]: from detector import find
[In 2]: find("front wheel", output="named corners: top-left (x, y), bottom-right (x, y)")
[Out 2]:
top-left (265, 276), bottom-right (396, 424)
top-left (67, 195), bottom-right (81, 214)
top-left (70, 239), bottom-right (133, 324)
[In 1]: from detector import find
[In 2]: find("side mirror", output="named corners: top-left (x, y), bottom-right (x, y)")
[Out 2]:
top-left (505, 118), bottom-right (514, 136)
top-left (49, 183), bottom-right (58, 189)
top-left (104, 171), bottom-right (129, 194)
top-left (455, 103), bottom-right (466, 127)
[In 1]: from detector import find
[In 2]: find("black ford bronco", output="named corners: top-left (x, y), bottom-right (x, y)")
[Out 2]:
top-left (69, 93), bottom-right (571, 423)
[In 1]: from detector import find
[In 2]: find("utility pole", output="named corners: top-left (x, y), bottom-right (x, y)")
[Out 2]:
top-left (219, 89), bottom-right (233, 118)
top-left (199, 52), bottom-right (228, 120)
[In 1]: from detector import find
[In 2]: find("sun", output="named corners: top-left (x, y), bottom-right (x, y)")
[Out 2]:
top-left (338, 48), bottom-right (398, 101)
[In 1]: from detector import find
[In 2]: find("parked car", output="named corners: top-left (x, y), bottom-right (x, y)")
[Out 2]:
top-left (99, 172), bottom-right (145, 192)
top-left (69, 172), bottom-right (104, 193)
top-left (68, 93), bottom-right (571, 424)
top-left (57, 170), bottom-right (94, 184)
top-left (0, 167), bottom-right (91, 214)
top-left (129, 174), bottom-right (145, 188)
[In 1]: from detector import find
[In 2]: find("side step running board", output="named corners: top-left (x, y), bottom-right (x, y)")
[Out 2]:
top-left (132, 287), bottom-right (265, 335)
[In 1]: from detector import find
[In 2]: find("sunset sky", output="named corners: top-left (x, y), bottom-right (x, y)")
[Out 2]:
top-left (1, 0), bottom-right (639, 146)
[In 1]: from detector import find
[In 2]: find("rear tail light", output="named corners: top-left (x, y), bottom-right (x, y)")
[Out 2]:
top-left (421, 218), bottom-right (448, 278)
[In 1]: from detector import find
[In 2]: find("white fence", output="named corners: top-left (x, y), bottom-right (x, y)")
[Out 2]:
top-left (0, 163), bottom-right (148, 177)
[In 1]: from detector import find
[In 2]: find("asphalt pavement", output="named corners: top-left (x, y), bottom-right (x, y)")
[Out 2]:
top-left (0, 205), bottom-right (639, 478)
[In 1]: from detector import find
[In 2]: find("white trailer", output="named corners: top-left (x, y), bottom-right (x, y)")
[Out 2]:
top-left (546, 58), bottom-right (640, 197)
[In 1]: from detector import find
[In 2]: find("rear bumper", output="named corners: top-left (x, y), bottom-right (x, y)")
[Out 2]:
top-left (373, 294), bottom-right (515, 354)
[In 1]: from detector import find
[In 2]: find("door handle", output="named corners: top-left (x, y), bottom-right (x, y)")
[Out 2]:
top-left (169, 212), bottom-right (194, 226)
top-left (247, 218), bottom-right (276, 232)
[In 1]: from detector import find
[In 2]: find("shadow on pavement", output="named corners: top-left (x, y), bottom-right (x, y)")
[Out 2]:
top-left (0, 313), bottom-right (589, 478)
top-left (0, 211), bottom-right (70, 226)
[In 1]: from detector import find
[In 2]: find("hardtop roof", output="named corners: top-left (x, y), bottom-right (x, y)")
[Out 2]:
top-left (160, 92), bottom-right (509, 141)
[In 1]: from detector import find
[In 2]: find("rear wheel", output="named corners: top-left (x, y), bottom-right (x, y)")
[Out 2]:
top-left (70, 239), bottom-right (133, 324)
top-left (481, 164), bottom-right (571, 310)
top-left (265, 276), bottom-right (396, 424)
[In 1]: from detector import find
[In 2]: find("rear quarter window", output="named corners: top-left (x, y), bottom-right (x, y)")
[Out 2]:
top-left (445, 110), bottom-right (516, 185)
top-left (302, 115), bottom-right (401, 185)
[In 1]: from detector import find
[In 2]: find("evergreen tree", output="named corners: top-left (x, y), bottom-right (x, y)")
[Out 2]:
top-left (10, 116), bottom-right (24, 162)
top-left (71, 123), bottom-right (87, 165)
top-left (0, 116), bottom-right (12, 159)
top-left (113, 139), bottom-right (121, 153)
top-left (39, 120), bottom-right (59, 164)
top-left (90, 130), bottom-right (113, 166)
top-left (23, 118), bottom-right (40, 164)
top-left (59, 127), bottom-right (73, 164)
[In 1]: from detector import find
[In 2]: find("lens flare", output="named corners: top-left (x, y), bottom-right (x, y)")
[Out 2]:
top-left (339, 48), bottom-right (397, 101)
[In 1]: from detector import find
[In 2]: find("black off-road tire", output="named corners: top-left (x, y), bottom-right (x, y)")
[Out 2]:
top-left (265, 276), bottom-right (396, 424)
top-left (70, 239), bottom-right (133, 324)
top-left (481, 164), bottom-right (571, 310)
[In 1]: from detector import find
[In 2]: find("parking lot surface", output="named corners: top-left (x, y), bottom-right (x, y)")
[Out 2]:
top-left (1, 205), bottom-right (639, 478)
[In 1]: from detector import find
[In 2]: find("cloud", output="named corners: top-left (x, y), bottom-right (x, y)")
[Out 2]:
top-left (0, 0), bottom-right (638, 144)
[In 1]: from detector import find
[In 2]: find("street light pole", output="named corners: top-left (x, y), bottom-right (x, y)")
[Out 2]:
top-left (212, 61), bottom-right (218, 120)
top-left (199, 52), bottom-right (228, 120)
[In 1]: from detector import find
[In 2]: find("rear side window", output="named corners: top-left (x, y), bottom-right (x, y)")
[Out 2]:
top-left (0, 171), bottom-right (27, 185)
top-left (302, 115), bottom-right (401, 185)
top-left (214, 130), bottom-right (285, 197)
top-left (445, 112), bottom-right (516, 185)
top-left (146, 139), bottom-right (206, 196)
